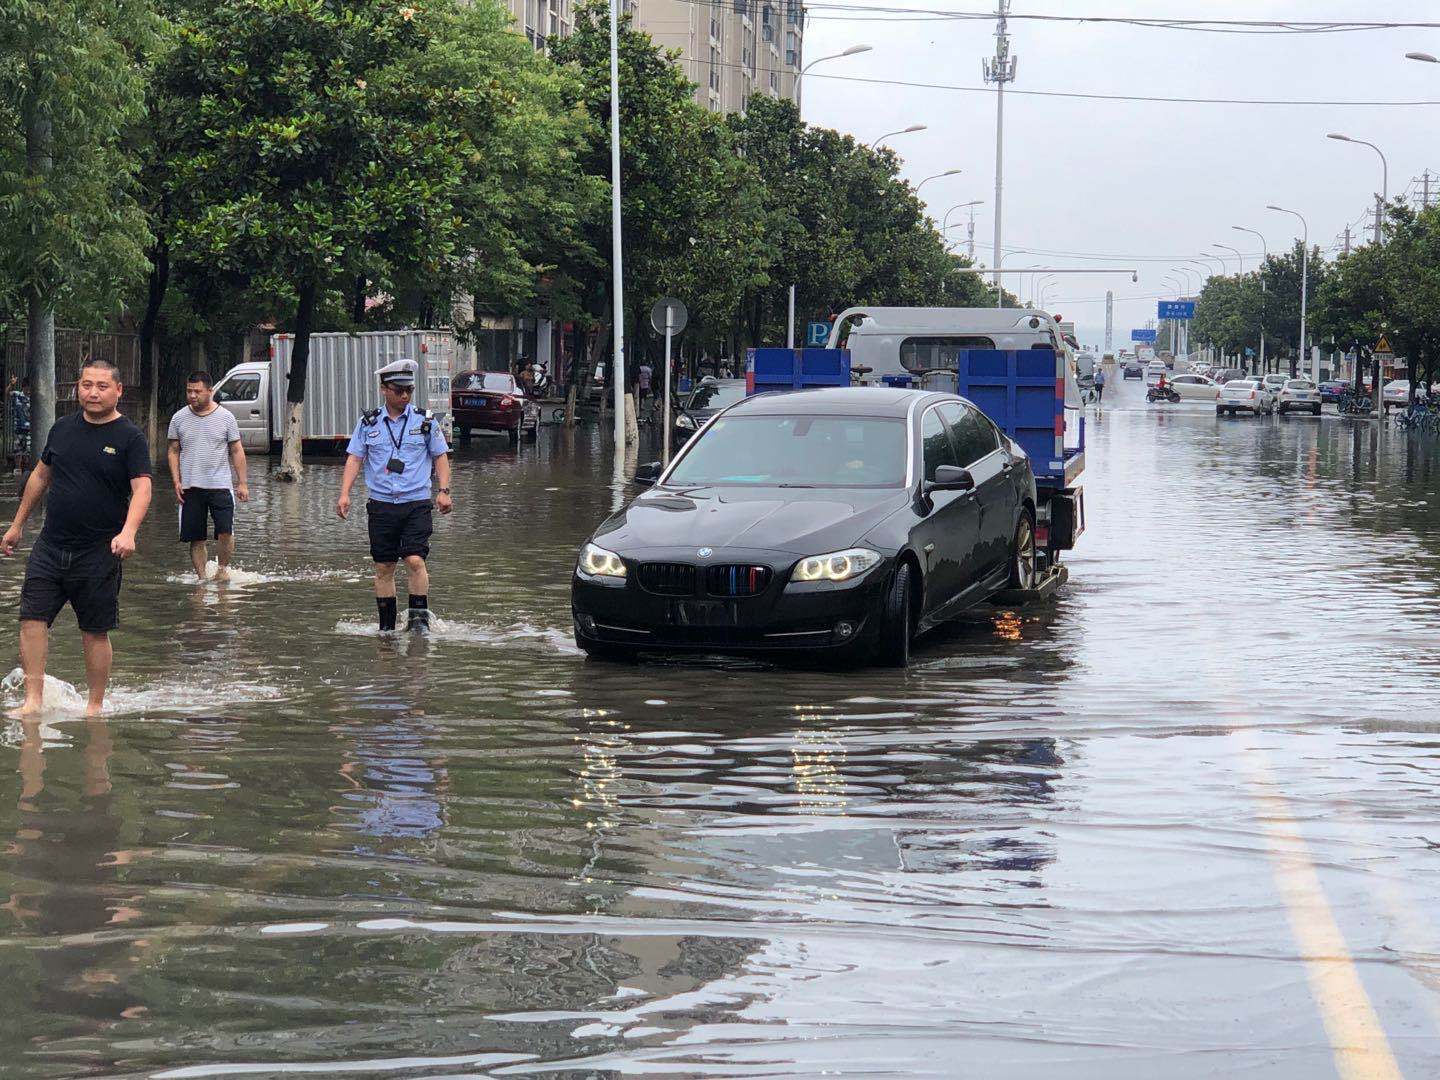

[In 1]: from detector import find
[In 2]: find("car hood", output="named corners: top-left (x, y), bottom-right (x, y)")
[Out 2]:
top-left (592, 486), bottom-right (909, 556)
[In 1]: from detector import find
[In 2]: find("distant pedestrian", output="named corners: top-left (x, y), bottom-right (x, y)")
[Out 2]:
top-left (335, 359), bottom-right (452, 632)
top-left (1, 360), bottom-right (152, 716)
top-left (637, 363), bottom-right (653, 406)
top-left (167, 371), bottom-right (249, 581)
top-left (1093, 365), bottom-right (1105, 403)
top-left (9, 376), bottom-right (31, 468)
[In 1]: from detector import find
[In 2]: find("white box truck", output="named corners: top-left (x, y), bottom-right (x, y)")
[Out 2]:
top-left (213, 330), bottom-right (465, 453)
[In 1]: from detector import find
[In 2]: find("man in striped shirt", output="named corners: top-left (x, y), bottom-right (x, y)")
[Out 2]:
top-left (167, 371), bottom-right (249, 580)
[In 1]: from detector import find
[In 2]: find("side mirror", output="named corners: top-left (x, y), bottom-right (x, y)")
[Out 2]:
top-left (633, 461), bottom-right (663, 486)
top-left (925, 465), bottom-right (975, 493)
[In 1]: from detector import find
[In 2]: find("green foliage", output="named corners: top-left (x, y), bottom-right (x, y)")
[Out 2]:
top-left (0, 0), bottom-right (156, 319)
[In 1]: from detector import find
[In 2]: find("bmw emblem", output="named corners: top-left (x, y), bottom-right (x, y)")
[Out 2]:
top-left (697, 547), bottom-right (713, 559)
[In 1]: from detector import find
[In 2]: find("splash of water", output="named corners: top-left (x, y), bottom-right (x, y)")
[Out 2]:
top-left (0, 667), bottom-right (89, 713)
top-left (165, 562), bottom-right (365, 588)
top-left (333, 614), bottom-right (580, 653)
top-left (1, 666), bottom-right (284, 717)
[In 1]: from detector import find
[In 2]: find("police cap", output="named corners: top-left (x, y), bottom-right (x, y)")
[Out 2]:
top-left (376, 358), bottom-right (418, 386)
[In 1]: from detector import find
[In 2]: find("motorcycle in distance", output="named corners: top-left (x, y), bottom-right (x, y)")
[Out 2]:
top-left (1147, 383), bottom-right (1181, 404)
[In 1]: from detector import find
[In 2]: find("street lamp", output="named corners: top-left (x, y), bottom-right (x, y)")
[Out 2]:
top-left (870, 123), bottom-right (926, 149)
top-left (1327, 132), bottom-right (1389, 242)
top-left (1171, 266), bottom-right (1199, 295)
top-left (915, 168), bottom-right (961, 195)
top-left (1406, 51), bottom-right (1438, 64)
top-left (1232, 225), bottom-right (1269, 374)
top-left (941, 200), bottom-right (983, 233)
top-left (1266, 204), bottom-right (1311, 383)
top-left (1212, 243), bottom-right (1244, 275)
top-left (797, 44), bottom-right (872, 109)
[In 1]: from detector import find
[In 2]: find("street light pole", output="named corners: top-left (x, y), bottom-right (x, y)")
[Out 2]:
top-left (870, 123), bottom-right (926, 150)
top-left (1232, 225), bottom-right (1268, 375)
top-left (796, 44), bottom-right (872, 112)
top-left (1328, 133), bottom-right (1389, 244)
top-left (1212, 243), bottom-right (1244, 275)
top-left (941, 200), bottom-right (983, 234)
top-left (914, 168), bottom-right (961, 195)
top-left (1267, 205), bottom-right (1310, 383)
top-left (983, 0), bottom-right (1017, 300)
top-left (608, 0), bottom-right (626, 448)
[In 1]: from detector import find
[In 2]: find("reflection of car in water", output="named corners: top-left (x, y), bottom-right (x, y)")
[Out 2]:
top-left (450, 371), bottom-right (539, 446)
top-left (571, 387), bottom-right (1039, 668)
top-left (674, 378), bottom-right (746, 443)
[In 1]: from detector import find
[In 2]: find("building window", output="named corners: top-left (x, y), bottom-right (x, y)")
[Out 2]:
top-left (769, 70), bottom-right (778, 91)
top-left (786, 0), bottom-right (800, 23)
top-left (710, 46), bottom-right (720, 90)
top-left (785, 30), bottom-right (798, 66)
top-left (761, 3), bottom-right (773, 39)
top-left (733, 0), bottom-right (747, 14)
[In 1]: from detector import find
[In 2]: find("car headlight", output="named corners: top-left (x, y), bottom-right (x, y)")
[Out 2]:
top-left (676, 414), bottom-right (696, 429)
top-left (791, 548), bottom-right (882, 583)
top-left (578, 542), bottom-right (627, 579)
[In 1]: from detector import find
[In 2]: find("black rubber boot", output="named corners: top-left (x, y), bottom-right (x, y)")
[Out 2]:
top-left (406, 594), bottom-right (430, 631)
top-left (377, 596), bottom-right (398, 632)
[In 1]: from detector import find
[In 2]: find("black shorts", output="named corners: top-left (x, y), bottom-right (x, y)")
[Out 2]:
top-left (179, 488), bottom-right (235, 541)
top-left (19, 538), bottom-right (123, 633)
top-left (366, 499), bottom-right (433, 563)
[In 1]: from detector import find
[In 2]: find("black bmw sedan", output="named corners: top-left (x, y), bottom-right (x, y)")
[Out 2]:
top-left (571, 388), bottom-right (1038, 666)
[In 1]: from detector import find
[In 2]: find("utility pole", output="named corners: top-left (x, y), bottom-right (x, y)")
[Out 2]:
top-left (1104, 291), bottom-right (1113, 354)
top-left (983, 0), bottom-right (1016, 297)
top-left (1342, 224), bottom-right (1352, 256)
top-left (1372, 198), bottom-right (1383, 245)
top-left (966, 204), bottom-right (977, 260)
top-left (1423, 169), bottom-right (1433, 210)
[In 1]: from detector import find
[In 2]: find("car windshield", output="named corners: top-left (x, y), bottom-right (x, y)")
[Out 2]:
top-left (1286, 380), bottom-right (1314, 389)
top-left (453, 371), bottom-right (516, 393)
top-left (665, 415), bottom-right (908, 488)
top-left (685, 382), bottom-right (746, 411)
top-left (1224, 380), bottom-right (1256, 389)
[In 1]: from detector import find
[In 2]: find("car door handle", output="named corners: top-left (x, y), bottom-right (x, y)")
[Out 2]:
top-left (249, 410), bottom-right (260, 417)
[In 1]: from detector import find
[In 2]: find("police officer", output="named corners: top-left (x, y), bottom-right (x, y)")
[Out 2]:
top-left (336, 359), bottom-right (452, 631)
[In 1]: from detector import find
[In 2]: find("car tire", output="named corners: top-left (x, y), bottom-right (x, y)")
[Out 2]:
top-left (873, 562), bottom-right (913, 668)
top-left (1312, 404), bottom-right (1321, 416)
top-left (457, 424), bottom-right (472, 441)
top-left (508, 426), bottom-right (520, 447)
top-left (1008, 511), bottom-right (1038, 591)
top-left (1216, 406), bottom-right (1224, 416)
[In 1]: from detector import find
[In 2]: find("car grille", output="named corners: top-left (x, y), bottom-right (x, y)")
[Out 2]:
top-left (636, 562), bottom-right (697, 596)
top-left (707, 564), bottom-right (772, 597)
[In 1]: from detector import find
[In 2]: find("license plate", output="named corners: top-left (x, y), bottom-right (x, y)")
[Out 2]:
top-left (673, 600), bottom-right (736, 627)
top-left (461, 395), bottom-right (485, 407)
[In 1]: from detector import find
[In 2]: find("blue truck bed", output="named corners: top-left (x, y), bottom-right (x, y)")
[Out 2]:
top-left (955, 348), bottom-right (1084, 489)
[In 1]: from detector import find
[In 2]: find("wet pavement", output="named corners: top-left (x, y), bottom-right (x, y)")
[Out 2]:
top-left (3, 377), bottom-right (1440, 1078)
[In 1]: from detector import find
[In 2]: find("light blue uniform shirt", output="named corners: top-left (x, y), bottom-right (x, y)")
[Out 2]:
top-left (345, 404), bottom-right (450, 504)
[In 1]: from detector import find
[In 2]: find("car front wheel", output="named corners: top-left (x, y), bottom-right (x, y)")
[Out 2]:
top-left (872, 562), bottom-right (913, 668)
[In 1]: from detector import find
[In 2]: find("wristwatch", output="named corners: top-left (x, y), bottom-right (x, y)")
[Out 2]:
top-left (438, 487), bottom-right (450, 494)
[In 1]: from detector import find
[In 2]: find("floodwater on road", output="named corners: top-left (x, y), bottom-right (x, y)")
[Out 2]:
top-left (3, 377), bottom-right (1440, 1078)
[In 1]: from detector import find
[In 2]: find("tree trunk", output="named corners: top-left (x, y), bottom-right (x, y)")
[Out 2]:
top-left (276, 278), bottom-right (318, 481)
top-left (137, 236), bottom-right (168, 453)
top-left (24, 98), bottom-right (55, 454)
top-left (351, 273), bottom-right (367, 326)
top-left (26, 289), bottom-right (55, 457)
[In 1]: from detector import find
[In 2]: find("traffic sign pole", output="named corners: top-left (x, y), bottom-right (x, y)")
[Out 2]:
top-left (663, 305), bottom-right (673, 465)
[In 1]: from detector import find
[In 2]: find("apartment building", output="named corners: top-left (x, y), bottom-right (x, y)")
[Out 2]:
top-left (644, 0), bottom-right (803, 114)
top-left (503, 0), bottom-right (802, 115)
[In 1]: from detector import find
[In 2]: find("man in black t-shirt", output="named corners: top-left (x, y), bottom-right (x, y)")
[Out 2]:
top-left (2, 361), bottom-right (152, 716)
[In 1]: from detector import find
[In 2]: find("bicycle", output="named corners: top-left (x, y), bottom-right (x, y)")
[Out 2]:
top-left (1337, 388), bottom-right (1375, 417)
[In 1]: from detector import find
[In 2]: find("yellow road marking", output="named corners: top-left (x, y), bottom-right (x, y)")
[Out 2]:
top-left (1242, 737), bottom-right (1403, 1080)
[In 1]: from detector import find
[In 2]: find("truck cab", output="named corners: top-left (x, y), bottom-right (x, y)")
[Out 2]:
top-left (213, 362), bottom-right (271, 452)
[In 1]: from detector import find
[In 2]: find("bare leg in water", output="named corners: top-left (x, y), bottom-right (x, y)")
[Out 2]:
top-left (190, 540), bottom-right (209, 580)
top-left (81, 631), bottom-right (112, 716)
top-left (215, 532), bottom-right (234, 581)
top-left (18, 619), bottom-right (48, 715)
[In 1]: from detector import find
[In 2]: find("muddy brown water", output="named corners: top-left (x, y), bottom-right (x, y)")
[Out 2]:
top-left (3, 379), bottom-right (1440, 1077)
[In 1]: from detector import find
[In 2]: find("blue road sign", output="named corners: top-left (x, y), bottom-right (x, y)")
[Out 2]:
top-left (1131, 329), bottom-right (1158, 343)
top-left (1158, 301), bottom-right (1196, 320)
top-left (806, 321), bottom-right (830, 347)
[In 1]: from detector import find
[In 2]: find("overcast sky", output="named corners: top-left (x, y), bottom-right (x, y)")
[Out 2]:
top-left (801, 0), bottom-right (1440, 348)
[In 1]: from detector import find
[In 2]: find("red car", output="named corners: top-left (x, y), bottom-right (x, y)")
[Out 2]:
top-left (451, 371), bottom-right (539, 445)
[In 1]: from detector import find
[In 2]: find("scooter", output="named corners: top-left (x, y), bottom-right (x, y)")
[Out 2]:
top-left (1147, 385), bottom-right (1181, 403)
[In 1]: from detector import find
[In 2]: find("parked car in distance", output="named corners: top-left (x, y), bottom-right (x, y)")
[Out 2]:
top-left (1276, 379), bottom-right (1322, 416)
top-left (572, 388), bottom-right (1039, 667)
top-left (1166, 374), bottom-right (1220, 401)
top-left (451, 370), bottom-right (538, 445)
top-left (1218, 379), bottom-right (1272, 417)
top-left (1123, 360), bottom-right (1144, 379)
top-left (674, 378), bottom-right (747, 443)
top-left (1261, 373), bottom-right (1289, 399)
top-left (1144, 360), bottom-right (1169, 387)
top-left (1318, 379), bottom-right (1349, 403)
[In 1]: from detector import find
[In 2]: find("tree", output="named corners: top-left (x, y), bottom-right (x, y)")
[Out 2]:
top-left (1381, 203), bottom-right (1440, 398)
top-left (1259, 241), bottom-right (1327, 372)
top-left (0, 0), bottom-right (155, 451)
top-left (165, 0), bottom-right (471, 477)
